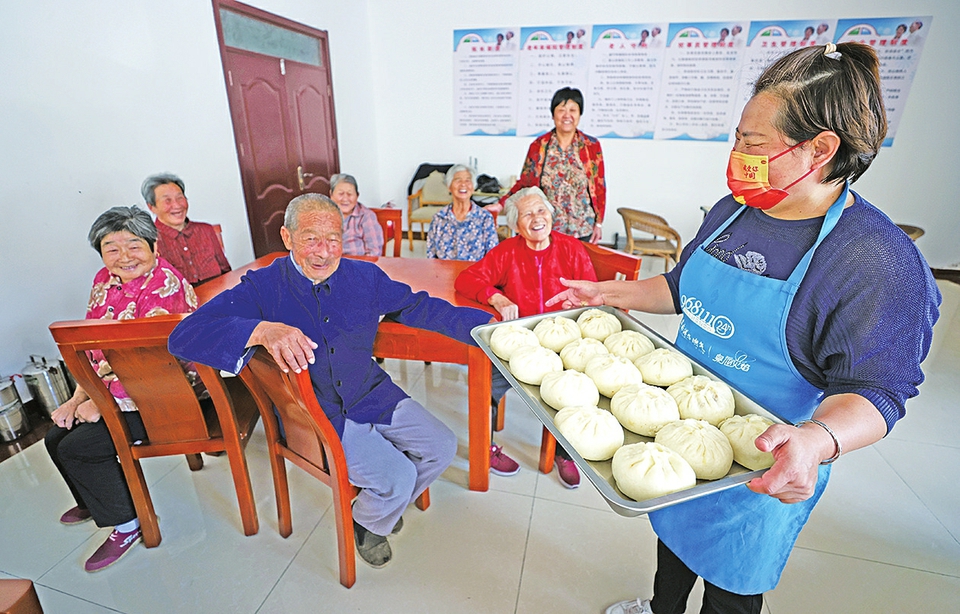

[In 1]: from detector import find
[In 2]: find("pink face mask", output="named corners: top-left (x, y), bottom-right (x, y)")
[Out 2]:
top-left (726, 141), bottom-right (812, 210)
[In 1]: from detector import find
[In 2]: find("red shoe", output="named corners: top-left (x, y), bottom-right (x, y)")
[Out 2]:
top-left (59, 506), bottom-right (92, 525)
top-left (490, 444), bottom-right (520, 476)
top-left (556, 458), bottom-right (580, 489)
top-left (84, 528), bottom-right (142, 572)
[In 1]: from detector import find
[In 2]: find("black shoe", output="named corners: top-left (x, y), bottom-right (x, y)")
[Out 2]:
top-left (391, 516), bottom-right (403, 535)
top-left (354, 521), bottom-right (392, 568)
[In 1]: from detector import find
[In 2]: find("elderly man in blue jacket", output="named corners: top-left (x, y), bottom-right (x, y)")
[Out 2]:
top-left (169, 193), bottom-right (492, 569)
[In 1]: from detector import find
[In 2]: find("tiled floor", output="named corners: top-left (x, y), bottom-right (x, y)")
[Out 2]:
top-left (1, 244), bottom-right (957, 613)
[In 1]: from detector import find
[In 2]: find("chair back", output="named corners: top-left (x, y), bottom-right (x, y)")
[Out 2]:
top-left (583, 241), bottom-right (642, 282)
top-left (49, 314), bottom-right (259, 547)
top-left (372, 207), bottom-right (403, 257)
top-left (616, 207), bottom-right (683, 269)
top-left (212, 223), bottom-right (225, 251)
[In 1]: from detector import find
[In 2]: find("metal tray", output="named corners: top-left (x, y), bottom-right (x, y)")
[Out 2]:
top-left (471, 306), bottom-right (786, 517)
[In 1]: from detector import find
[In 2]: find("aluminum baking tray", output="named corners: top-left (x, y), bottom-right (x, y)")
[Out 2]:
top-left (472, 306), bottom-right (786, 517)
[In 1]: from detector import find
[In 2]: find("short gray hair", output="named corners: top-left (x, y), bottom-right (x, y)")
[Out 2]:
top-left (141, 173), bottom-right (185, 206)
top-left (503, 187), bottom-right (554, 232)
top-left (284, 193), bottom-right (342, 231)
top-left (444, 164), bottom-right (475, 188)
top-left (88, 206), bottom-right (157, 254)
top-left (329, 173), bottom-right (359, 194)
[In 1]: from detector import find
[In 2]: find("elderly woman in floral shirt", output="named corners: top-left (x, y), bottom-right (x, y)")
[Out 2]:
top-left (45, 206), bottom-right (197, 573)
top-left (426, 164), bottom-right (500, 261)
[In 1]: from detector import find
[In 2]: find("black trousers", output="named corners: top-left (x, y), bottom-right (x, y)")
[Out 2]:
top-left (652, 540), bottom-right (763, 614)
top-left (45, 412), bottom-right (146, 528)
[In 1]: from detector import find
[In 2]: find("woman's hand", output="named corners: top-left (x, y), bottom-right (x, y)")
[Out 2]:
top-left (589, 223), bottom-right (602, 244)
top-left (249, 321), bottom-right (318, 374)
top-left (545, 277), bottom-right (603, 309)
top-left (74, 399), bottom-right (102, 424)
top-left (746, 423), bottom-right (834, 503)
top-left (489, 293), bottom-right (519, 321)
top-left (50, 401), bottom-right (79, 430)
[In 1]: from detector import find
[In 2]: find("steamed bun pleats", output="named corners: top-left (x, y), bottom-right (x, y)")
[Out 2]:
top-left (489, 323), bottom-right (540, 361)
top-left (610, 383), bottom-right (681, 436)
top-left (508, 345), bottom-right (562, 385)
top-left (720, 414), bottom-right (776, 471)
top-left (655, 419), bottom-right (734, 480)
top-left (667, 375), bottom-right (736, 426)
top-left (634, 348), bottom-right (694, 386)
top-left (539, 370), bottom-right (600, 410)
top-left (584, 354), bottom-right (645, 398)
top-left (603, 330), bottom-right (656, 362)
top-left (576, 309), bottom-right (622, 341)
top-left (554, 405), bottom-right (625, 461)
top-left (612, 442), bottom-right (697, 501)
top-left (533, 316), bottom-right (582, 352)
top-left (559, 337), bottom-right (609, 372)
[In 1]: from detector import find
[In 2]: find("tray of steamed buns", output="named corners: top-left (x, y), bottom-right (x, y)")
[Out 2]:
top-left (471, 306), bottom-right (786, 517)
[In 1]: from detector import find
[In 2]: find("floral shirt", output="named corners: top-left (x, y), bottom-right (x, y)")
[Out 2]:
top-left (426, 203), bottom-right (499, 261)
top-left (342, 202), bottom-right (384, 257)
top-left (85, 256), bottom-right (198, 405)
top-left (541, 132), bottom-right (594, 237)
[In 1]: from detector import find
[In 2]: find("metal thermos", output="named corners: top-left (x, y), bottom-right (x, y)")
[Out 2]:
top-left (22, 355), bottom-right (71, 417)
top-left (0, 376), bottom-right (30, 442)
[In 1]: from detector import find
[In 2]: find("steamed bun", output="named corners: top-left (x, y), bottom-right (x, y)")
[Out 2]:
top-left (559, 337), bottom-right (609, 372)
top-left (576, 309), bottom-right (622, 341)
top-left (554, 405), bottom-right (624, 461)
top-left (539, 370), bottom-right (600, 410)
top-left (603, 330), bottom-right (656, 362)
top-left (634, 348), bottom-right (694, 386)
top-left (489, 323), bottom-right (540, 360)
top-left (612, 442), bottom-right (697, 502)
top-left (508, 345), bottom-right (562, 385)
top-left (584, 354), bottom-right (645, 398)
top-left (720, 414), bottom-right (776, 471)
top-left (533, 316), bottom-right (582, 352)
top-left (667, 375), bottom-right (736, 426)
top-left (610, 383), bottom-right (681, 436)
top-left (655, 419), bottom-right (734, 480)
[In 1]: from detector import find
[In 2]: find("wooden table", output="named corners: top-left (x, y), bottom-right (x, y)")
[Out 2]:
top-left (196, 254), bottom-right (496, 492)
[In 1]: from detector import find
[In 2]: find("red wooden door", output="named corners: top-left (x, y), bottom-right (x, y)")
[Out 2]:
top-left (216, 2), bottom-right (339, 257)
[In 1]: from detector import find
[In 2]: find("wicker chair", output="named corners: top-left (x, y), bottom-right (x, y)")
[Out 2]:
top-left (617, 207), bottom-right (683, 270)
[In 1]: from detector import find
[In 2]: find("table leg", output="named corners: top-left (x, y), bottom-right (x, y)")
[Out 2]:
top-left (467, 347), bottom-right (492, 491)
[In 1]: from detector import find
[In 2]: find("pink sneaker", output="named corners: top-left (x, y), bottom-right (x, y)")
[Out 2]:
top-left (556, 458), bottom-right (580, 489)
top-left (59, 506), bottom-right (92, 525)
top-left (84, 528), bottom-right (142, 572)
top-left (490, 444), bottom-right (520, 476)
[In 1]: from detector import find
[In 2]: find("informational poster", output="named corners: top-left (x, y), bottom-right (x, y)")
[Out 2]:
top-left (516, 25), bottom-right (591, 137)
top-left (729, 19), bottom-right (838, 138)
top-left (453, 16), bottom-right (930, 146)
top-left (452, 28), bottom-right (520, 135)
top-left (654, 21), bottom-right (747, 141)
top-left (583, 23), bottom-right (667, 138)
top-left (835, 16), bottom-right (931, 146)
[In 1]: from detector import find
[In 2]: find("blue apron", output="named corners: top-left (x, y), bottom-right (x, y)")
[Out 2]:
top-left (649, 183), bottom-right (849, 595)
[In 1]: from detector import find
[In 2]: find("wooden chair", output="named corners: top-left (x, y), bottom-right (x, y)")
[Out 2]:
top-left (212, 223), bottom-right (225, 251)
top-left (49, 315), bottom-right (260, 548)
top-left (492, 244), bottom-right (642, 475)
top-left (238, 348), bottom-right (429, 588)
top-left (372, 207), bottom-right (402, 257)
top-left (407, 170), bottom-right (452, 248)
top-left (0, 579), bottom-right (43, 614)
top-left (617, 207), bottom-right (683, 270)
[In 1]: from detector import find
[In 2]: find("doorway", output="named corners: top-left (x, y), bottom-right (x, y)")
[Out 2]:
top-left (213, 0), bottom-right (340, 257)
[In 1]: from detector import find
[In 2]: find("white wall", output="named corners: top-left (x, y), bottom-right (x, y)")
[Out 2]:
top-left (367, 0), bottom-right (959, 264)
top-left (1, 0), bottom-right (957, 392)
top-left (0, 0), bottom-right (377, 388)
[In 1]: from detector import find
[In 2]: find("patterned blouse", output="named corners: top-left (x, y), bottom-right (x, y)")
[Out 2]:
top-left (85, 256), bottom-right (198, 407)
top-left (426, 203), bottom-right (500, 261)
top-left (540, 132), bottom-right (594, 238)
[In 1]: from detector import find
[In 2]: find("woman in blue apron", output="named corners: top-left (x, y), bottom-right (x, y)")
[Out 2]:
top-left (548, 43), bottom-right (940, 614)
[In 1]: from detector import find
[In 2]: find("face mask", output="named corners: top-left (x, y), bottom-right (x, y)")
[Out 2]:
top-left (726, 141), bottom-right (812, 210)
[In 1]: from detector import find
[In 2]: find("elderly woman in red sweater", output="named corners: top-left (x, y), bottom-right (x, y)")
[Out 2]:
top-left (456, 187), bottom-right (597, 486)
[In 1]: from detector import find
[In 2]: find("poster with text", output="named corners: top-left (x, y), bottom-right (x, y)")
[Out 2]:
top-left (583, 23), bottom-right (668, 138)
top-left (729, 19), bottom-right (837, 140)
top-left (835, 16), bottom-right (931, 146)
top-left (516, 25), bottom-right (591, 137)
top-left (453, 28), bottom-right (521, 135)
top-left (654, 21), bottom-right (747, 141)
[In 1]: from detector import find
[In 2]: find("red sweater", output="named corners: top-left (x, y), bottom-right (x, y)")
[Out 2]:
top-left (455, 232), bottom-right (598, 318)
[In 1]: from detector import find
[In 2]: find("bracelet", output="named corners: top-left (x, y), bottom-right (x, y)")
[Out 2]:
top-left (795, 419), bottom-right (842, 464)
